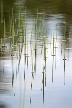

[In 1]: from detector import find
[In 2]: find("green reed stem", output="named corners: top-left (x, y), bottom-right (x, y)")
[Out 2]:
top-left (1, 1), bottom-right (3, 22)
top-left (35, 19), bottom-right (37, 40)
top-left (36, 8), bottom-right (38, 39)
top-left (42, 13), bottom-right (45, 38)
top-left (18, 3), bottom-right (21, 30)
top-left (12, 20), bottom-right (15, 49)
top-left (64, 25), bottom-right (66, 58)
top-left (0, 38), bottom-right (2, 51)
top-left (24, 7), bottom-right (26, 54)
top-left (4, 18), bottom-right (6, 46)
top-left (44, 40), bottom-right (46, 69)
top-left (44, 40), bottom-right (46, 60)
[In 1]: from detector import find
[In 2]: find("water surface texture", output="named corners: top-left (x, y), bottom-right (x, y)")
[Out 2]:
top-left (0, 0), bottom-right (72, 108)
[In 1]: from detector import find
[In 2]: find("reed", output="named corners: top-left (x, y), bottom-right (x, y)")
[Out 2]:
top-left (11, 45), bottom-right (14, 87)
top-left (35, 19), bottom-right (37, 40)
top-left (0, 38), bottom-right (2, 52)
top-left (10, 16), bottom-right (12, 36)
top-left (64, 39), bottom-right (66, 60)
top-left (42, 66), bottom-right (45, 103)
top-left (44, 40), bottom-right (46, 60)
top-left (27, 40), bottom-right (29, 68)
top-left (4, 18), bottom-right (6, 47)
top-left (61, 43), bottom-right (62, 54)
top-left (42, 13), bottom-right (45, 39)
top-left (24, 7), bottom-right (27, 56)
top-left (24, 26), bottom-right (26, 54)
top-left (18, 3), bottom-right (21, 31)
top-left (34, 41), bottom-right (37, 73)
top-left (12, 20), bottom-right (15, 49)
top-left (53, 35), bottom-right (54, 55)
top-left (36, 8), bottom-right (38, 39)
top-left (34, 41), bottom-right (37, 59)
top-left (21, 16), bottom-right (25, 41)
top-left (55, 41), bottom-right (56, 69)
top-left (44, 39), bottom-right (46, 69)
top-left (1, 1), bottom-right (3, 22)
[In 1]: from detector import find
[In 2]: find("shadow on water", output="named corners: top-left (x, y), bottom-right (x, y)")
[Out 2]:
top-left (0, 101), bottom-right (9, 108)
top-left (0, 103), bottom-right (7, 108)
top-left (0, 67), bottom-right (11, 93)
top-left (0, 67), bottom-right (11, 107)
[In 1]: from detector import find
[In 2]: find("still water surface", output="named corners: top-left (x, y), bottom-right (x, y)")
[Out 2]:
top-left (0, 0), bottom-right (72, 108)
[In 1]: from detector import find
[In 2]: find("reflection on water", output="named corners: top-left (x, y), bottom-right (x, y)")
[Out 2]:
top-left (0, 0), bottom-right (72, 108)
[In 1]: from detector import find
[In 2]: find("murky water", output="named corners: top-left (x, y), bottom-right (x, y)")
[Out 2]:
top-left (0, 0), bottom-right (72, 108)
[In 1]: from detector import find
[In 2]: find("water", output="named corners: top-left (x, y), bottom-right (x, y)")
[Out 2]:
top-left (0, 0), bottom-right (72, 108)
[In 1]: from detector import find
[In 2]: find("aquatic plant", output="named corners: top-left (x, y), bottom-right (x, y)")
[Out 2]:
top-left (1, 1), bottom-right (3, 22)
top-left (4, 18), bottom-right (6, 47)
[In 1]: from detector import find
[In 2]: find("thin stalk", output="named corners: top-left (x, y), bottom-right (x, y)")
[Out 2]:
top-left (34, 41), bottom-right (37, 73)
top-left (1, 1), bottom-right (3, 22)
top-left (18, 3), bottom-right (21, 30)
top-left (12, 20), bottom-right (15, 48)
top-left (42, 66), bottom-right (45, 104)
top-left (61, 43), bottom-right (62, 54)
top-left (42, 18), bottom-right (44, 38)
top-left (53, 36), bottom-right (54, 55)
top-left (44, 40), bottom-right (46, 70)
top-left (0, 38), bottom-right (2, 52)
top-left (11, 49), bottom-right (14, 87)
top-left (4, 18), bottom-right (6, 47)
top-left (36, 8), bottom-right (38, 39)
top-left (27, 40), bottom-right (29, 68)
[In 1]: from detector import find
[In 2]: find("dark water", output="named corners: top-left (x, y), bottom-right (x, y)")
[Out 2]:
top-left (0, 0), bottom-right (72, 108)
top-left (0, 0), bottom-right (72, 37)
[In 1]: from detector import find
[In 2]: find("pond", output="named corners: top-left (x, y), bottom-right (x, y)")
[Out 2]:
top-left (0, 0), bottom-right (72, 108)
